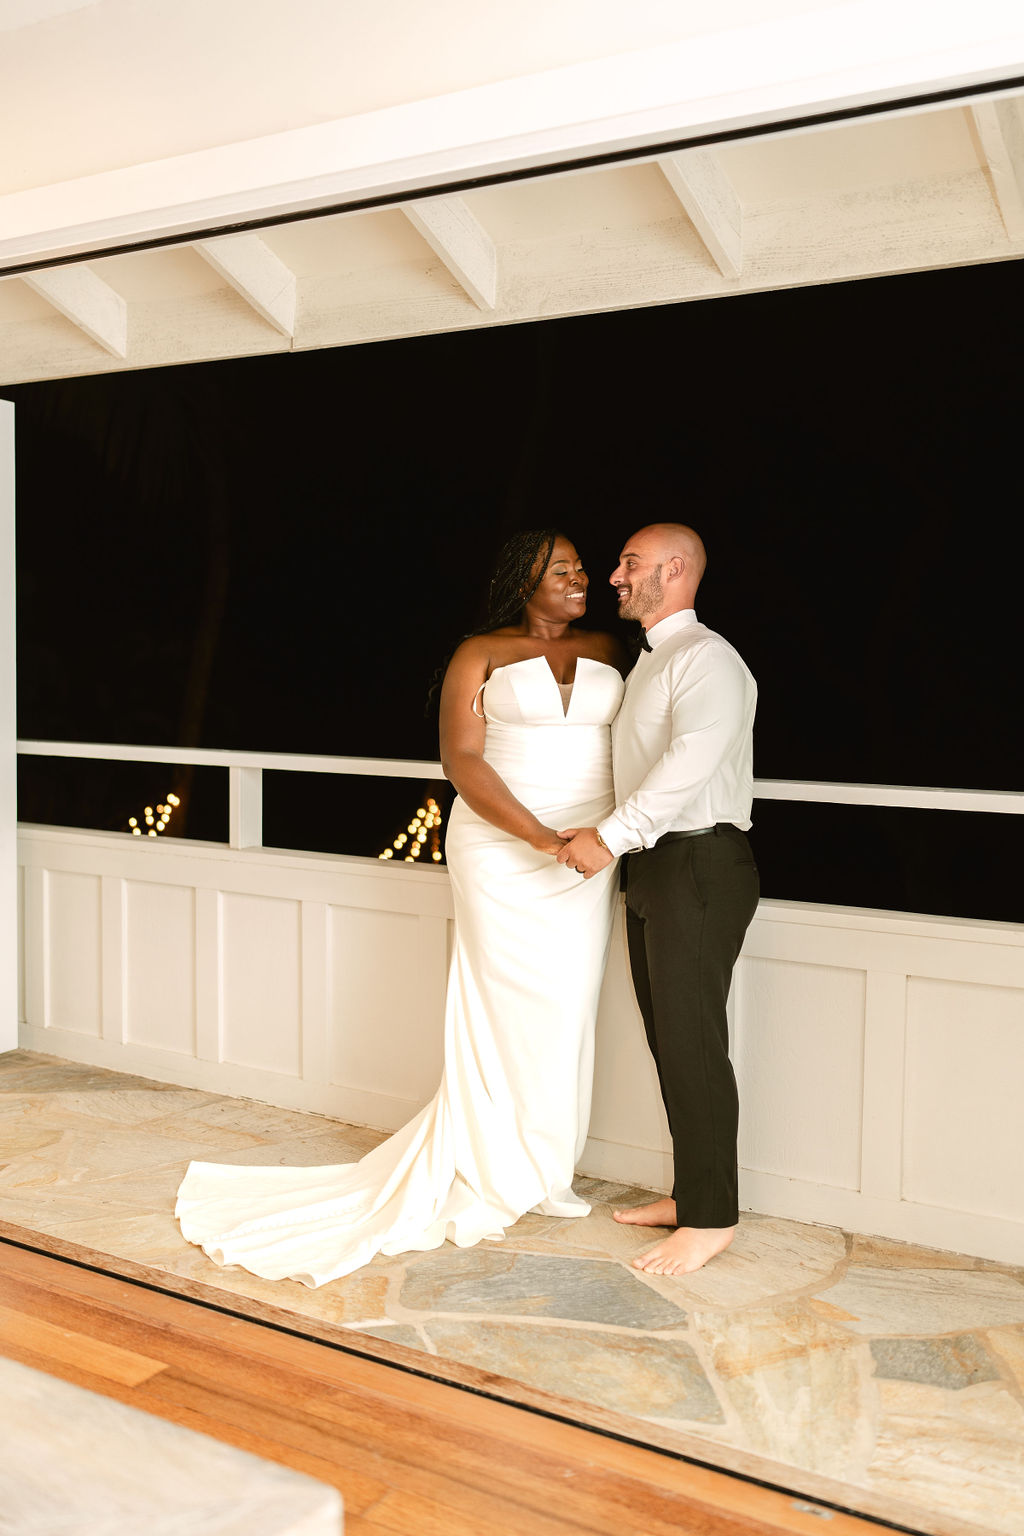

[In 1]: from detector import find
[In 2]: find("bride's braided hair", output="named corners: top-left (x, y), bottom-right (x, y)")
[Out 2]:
top-left (484, 527), bottom-right (560, 629)
top-left (426, 527), bottom-right (563, 709)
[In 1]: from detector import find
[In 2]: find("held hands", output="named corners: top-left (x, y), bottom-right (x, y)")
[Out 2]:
top-left (556, 827), bottom-right (613, 879)
top-left (531, 826), bottom-right (570, 858)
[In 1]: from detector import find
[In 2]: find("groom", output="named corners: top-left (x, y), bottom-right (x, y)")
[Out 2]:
top-left (557, 524), bottom-right (758, 1277)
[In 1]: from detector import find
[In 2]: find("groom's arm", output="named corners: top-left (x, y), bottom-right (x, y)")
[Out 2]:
top-left (561, 644), bottom-right (751, 874)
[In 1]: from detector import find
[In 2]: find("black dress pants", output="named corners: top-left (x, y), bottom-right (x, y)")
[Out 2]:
top-left (624, 824), bottom-right (759, 1228)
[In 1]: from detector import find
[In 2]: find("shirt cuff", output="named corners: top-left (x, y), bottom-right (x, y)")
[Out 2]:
top-left (596, 814), bottom-right (642, 858)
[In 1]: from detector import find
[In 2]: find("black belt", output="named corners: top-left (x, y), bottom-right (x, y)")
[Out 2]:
top-left (656, 826), bottom-right (717, 844)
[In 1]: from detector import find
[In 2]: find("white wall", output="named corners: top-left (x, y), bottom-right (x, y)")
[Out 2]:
top-left (17, 825), bottom-right (1024, 1265)
top-left (0, 405), bottom-right (15, 1052)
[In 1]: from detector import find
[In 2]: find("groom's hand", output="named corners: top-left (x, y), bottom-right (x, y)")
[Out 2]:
top-left (556, 827), bottom-right (613, 878)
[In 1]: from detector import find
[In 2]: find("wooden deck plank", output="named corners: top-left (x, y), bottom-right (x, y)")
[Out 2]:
top-left (0, 1300), bottom-right (168, 1385)
top-left (0, 1239), bottom-right (911, 1536)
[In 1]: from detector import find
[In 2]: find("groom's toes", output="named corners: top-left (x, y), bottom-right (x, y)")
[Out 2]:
top-left (632, 1244), bottom-right (666, 1273)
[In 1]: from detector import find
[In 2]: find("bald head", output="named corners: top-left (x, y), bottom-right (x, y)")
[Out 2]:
top-left (636, 524), bottom-right (706, 587)
top-left (610, 523), bottom-right (707, 627)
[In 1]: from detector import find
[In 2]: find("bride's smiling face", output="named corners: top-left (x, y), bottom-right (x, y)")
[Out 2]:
top-left (525, 537), bottom-right (588, 622)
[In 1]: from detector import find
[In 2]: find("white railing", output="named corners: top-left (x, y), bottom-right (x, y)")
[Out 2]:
top-left (15, 738), bottom-right (1024, 851)
top-left (16, 744), bottom-right (1024, 1266)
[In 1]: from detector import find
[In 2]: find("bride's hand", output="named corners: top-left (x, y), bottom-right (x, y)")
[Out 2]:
top-left (530, 826), bottom-right (568, 856)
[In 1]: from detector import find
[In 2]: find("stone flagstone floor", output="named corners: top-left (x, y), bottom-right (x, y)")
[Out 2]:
top-left (2, 1051), bottom-right (1023, 1536)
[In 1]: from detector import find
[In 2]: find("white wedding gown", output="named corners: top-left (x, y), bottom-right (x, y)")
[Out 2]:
top-left (175, 656), bottom-right (624, 1286)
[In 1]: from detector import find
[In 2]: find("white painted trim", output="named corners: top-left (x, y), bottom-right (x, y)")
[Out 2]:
top-left (300, 900), bottom-right (329, 1088)
top-left (18, 739), bottom-right (444, 778)
top-left (22, 266), bottom-right (128, 356)
top-left (402, 196), bottom-right (497, 310)
top-left (859, 970), bottom-right (907, 1200)
top-left (23, 865), bottom-right (46, 1031)
top-left (740, 1170), bottom-right (1024, 1268)
top-left (0, 401), bottom-right (15, 1050)
top-left (752, 779), bottom-right (1023, 814)
top-left (228, 766), bottom-right (263, 850)
top-left (194, 234), bottom-right (298, 337)
top-left (17, 740), bottom-right (1024, 815)
top-left (578, 1134), bottom-right (674, 1196)
top-left (971, 94), bottom-right (1024, 239)
top-left (2, 7), bottom-right (1023, 268)
top-left (99, 875), bottom-right (125, 1044)
top-left (194, 886), bottom-right (221, 1064)
top-left (657, 150), bottom-right (742, 278)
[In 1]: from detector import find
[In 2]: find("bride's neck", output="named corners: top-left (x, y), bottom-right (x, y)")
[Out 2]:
top-left (519, 619), bottom-right (572, 643)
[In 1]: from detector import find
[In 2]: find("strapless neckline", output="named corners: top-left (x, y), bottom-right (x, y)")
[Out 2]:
top-left (485, 656), bottom-right (622, 726)
top-left (486, 655), bottom-right (621, 688)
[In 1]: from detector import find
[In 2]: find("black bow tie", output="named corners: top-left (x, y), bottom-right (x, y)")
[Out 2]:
top-left (638, 631), bottom-right (652, 652)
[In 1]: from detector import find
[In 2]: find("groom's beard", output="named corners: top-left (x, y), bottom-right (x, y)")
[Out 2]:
top-left (617, 566), bottom-right (663, 623)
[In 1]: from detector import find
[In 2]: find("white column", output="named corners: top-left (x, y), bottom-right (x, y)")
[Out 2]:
top-left (0, 401), bottom-right (16, 1050)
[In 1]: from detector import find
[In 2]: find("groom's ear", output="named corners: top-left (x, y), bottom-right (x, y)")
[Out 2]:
top-left (664, 555), bottom-right (685, 583)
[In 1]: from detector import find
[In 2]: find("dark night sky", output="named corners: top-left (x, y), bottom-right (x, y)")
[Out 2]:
top-left (5, 255), bottom-right (1023, 919)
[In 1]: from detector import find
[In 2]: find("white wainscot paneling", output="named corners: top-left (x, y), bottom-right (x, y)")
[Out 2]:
top-left (328, 906), bottom-right (446, 1125)
top-left (17, 861), bottom-right (25, 1024)
top-left (125, 881), bottom-right (195, 1055)
top-left (903, 976), bottom-right (1024, 1224)
top-left (585, 908), bottom-right (671, 1191)
top-left (47, 869), bottom-right (101, 1037)
top-left (736, 956), bottom-right (865, 1191)
top-left (221, 892), bottom-right (301, 1077)
top-left (16, 828), bottom-right (1024, 1265)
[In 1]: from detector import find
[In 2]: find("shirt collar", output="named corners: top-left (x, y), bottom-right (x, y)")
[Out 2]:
top-left (644, 609), bottom-right (698, 649)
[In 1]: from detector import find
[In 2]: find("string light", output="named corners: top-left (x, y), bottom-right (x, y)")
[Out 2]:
top-left (379, 794), bottom-right (445, 864)
top-left (126, 790), bottom-right (181, 839)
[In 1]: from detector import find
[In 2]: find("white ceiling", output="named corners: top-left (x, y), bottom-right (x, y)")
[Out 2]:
top-left (0, 2), bottom-right (1021, 385)
top-left (0, 0), bottom-right (846, 194)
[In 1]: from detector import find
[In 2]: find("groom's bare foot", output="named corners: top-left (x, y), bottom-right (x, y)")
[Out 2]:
top-left (631, 1224), bottom-right (736, 1276)
top-left (612, 1197), bottom-right (677, 1228)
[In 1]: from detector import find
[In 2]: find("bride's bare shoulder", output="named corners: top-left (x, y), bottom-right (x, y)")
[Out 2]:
top-left (448, 631), bottom-right (524, 679)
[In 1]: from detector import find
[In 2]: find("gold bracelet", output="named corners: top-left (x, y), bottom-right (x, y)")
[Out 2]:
top-left (595, 830), bottom-right (610, 852)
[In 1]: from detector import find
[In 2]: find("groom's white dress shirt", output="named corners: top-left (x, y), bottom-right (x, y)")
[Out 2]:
top-left (596, 609), bottom-right (757, 858)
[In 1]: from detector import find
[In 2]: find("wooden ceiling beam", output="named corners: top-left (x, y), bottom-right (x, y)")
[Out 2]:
top-left (22, 265), bottom-right (127, 357)
top-left (970, 96), bottom-right (1024, 242)
top-left (657, 149), bottom-right (742, 279)
top-left (195, 234), bottom-right (297, 337)
top-left (402, 196), bottom-right (497, 311)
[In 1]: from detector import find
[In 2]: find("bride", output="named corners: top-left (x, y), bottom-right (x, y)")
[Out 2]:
top-left (175, 529), bottom-right (628, 1286)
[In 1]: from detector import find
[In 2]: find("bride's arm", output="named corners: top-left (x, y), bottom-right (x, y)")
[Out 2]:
top-left (439, 641), bottom-right (565, 854)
